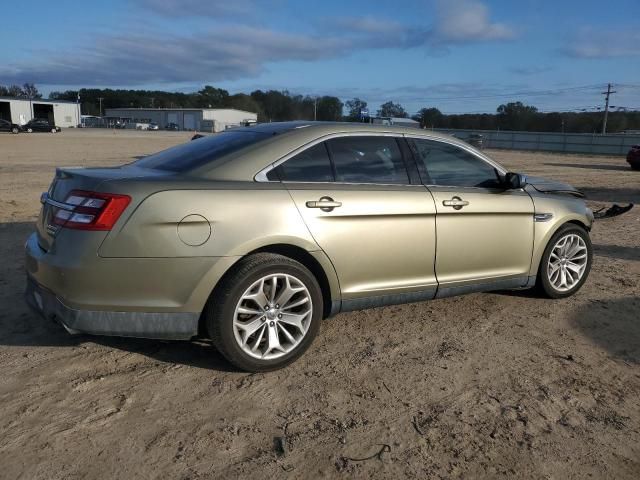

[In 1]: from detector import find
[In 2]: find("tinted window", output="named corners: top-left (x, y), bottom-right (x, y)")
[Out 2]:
top-left (328, 136), bottom-right (408, 184)
top-left (411, 139), bottom-right (500, 188)
top-left (274, 142), bottom-right (334, 182)
top-left (135, 130), bottom-right (271, 172)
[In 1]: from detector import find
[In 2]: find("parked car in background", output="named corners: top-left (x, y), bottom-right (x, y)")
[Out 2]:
top-left (0, 118), bottom-right (20, 134)
top-left (26, 122), bottom-right (594, 372)
top-left (22, 119), bottom-right (61, 133)
top-left (627, 145), bottom-right (640, 170)
top-left (165, 122), bottom-right (180, 131)
top-left (467, 133), bottom-right (484, 149)
top-left (148, 122), bottom-right (159, 131)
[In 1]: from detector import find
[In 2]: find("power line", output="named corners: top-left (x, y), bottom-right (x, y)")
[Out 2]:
top-left (405, 84), bottom-right (605, 103)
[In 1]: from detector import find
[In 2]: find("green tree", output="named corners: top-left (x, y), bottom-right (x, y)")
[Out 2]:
top-left (22, 83), bottom-right (42, 99)
top-left (316, 96), bottom-right (343, 121)
top-left (377, 101), bottom-right (407, 118)
top-left (416, 107), bottom-right (443, 128)
top-left (197, 85), bottom-right (229, 108)
top-left (345, 97), bottom-right (368, 121)
top-left (496, 102), bottom-right (538, 131)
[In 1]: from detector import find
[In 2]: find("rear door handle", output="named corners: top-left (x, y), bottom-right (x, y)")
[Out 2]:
top-left (442, 196), bottom-right (469, 210)
top-left (306, 196), bottom-right (342, 212)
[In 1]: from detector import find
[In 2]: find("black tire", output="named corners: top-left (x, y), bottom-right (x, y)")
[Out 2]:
top-left (205, 253), bottom-right (322, 372)
top-left (51, 128), bottom-right (57, 133)
top-left (11, 127), bottom-right (18, 134)
top-left (536, 223), bottom-right (592, 299)
top-left (26, 128), bottom-right (33, 133)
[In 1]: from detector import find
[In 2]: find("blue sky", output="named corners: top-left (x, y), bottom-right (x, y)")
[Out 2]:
top-left (1, 0), bottom-right (639, 114)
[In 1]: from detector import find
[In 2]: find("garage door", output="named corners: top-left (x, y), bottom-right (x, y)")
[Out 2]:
top-left (184, 113), bottom-right (196, 131)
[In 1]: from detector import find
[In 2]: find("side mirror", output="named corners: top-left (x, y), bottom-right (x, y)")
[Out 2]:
top-left (503, 172), bottom-right (526, 189)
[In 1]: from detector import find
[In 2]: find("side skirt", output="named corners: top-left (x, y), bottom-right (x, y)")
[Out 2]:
top-left (336, 276), bottom-right (536, 313)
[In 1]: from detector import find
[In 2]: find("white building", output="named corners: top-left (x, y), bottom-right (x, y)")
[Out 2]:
top-left (0, 97), bottom-right (80, 128)
top-left (104, 108), bottom-right (258, 132)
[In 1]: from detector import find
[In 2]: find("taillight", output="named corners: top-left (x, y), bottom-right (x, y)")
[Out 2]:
top-left (53, 190), bottom-right (131, 231)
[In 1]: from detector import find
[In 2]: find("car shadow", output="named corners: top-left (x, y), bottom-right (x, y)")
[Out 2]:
top-left (577, 187), bottom-right (640, 204)
top-left (570, 297), bottom-right (640, 364)
top-left (544, 162), bottom-right (632, 172)
top-left (594, 244), bottom-right (640, 261)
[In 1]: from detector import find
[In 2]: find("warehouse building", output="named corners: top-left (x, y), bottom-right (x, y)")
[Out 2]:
top-left (0, 97), bottom-right (80, 128)
top-left (104, 108), bottom-right (258, 132)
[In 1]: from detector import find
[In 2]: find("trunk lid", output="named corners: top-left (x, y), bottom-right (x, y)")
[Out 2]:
top-left (37, 165), bottom-right (167, 252)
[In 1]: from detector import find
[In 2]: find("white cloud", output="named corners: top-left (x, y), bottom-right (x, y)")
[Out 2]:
top-left (0, 0), bottom-right (517, 86)
top-left (432, 0), bottom-right (515, 44)
top-left (563, 27), bottom-right (640, 58)
top-left (136, 0), bottom-right (259, 18)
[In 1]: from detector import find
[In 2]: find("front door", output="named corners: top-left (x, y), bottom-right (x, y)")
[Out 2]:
top-left (408, 137), bottom-right (534, 293)
top-left (274, 135), bottom-right (438, 302)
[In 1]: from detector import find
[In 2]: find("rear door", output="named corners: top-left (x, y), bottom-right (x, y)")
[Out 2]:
top-left (273, 134), bottom-right (438, 303)
top-left (408, 137), bottom-right (534, 293)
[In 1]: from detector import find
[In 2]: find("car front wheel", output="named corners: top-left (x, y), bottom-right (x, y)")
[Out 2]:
top-left (51, 128), bottom-right (57, 133)
top-left (206, 253), bottom-right (322, 372)
top-left (11, 127), bottom-right (19, 134)
top-left (537, 224), bottom-right (592, 298)
top-left (26, 128), bottom-right (33, 133)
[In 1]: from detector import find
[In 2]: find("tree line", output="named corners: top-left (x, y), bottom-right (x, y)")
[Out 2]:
top-left (2, 83), bottom-right (638, 133)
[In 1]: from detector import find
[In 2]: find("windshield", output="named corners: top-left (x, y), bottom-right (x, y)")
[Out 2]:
top-left (135, 130), bottom-right (272, 172)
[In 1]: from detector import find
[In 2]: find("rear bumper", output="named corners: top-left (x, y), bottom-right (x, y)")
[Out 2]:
top-left (25, 276), bottom-right (199, 339)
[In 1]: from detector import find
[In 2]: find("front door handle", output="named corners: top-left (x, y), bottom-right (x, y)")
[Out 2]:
top-left (442, 196), bottom-right (469, 210)
top-left (306, 196), bottom-right (342, 212)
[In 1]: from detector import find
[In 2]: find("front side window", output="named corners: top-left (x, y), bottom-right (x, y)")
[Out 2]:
top-left (327, 136), bottom-right (408, 184)
top-left (271, 142), bottom-right (334, 182)
top-left (411, 139), bottom-right (501, 188)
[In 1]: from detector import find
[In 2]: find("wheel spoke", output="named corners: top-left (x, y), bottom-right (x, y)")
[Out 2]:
top-left (279, 312), bottom-right (308, 332)
top-left (236, 317), bottom-right (265, 344)
top-left (282, 296), bottom-right (309, 310)
top-left (251, 324), bottom-right (267, 352)
top-left (237, 306), bottom-right (263, 316)
top-left (277, 323), bottom-right (296, 344)
top-left (566, 262), bottom-right (583, 274)
top-left (264, 324), bottom-right (283, 357)
top-left (275, 277), bottom-right (304, 309)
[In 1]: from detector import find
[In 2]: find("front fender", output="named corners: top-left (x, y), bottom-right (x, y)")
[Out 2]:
top-left (528, 193), bottom-right (593, 277)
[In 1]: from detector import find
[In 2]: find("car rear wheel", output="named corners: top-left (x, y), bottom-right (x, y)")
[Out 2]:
top-left (537, 224), bottom-right (592, 298)
top-left (206, 253), bottom-right (322, 372)
top-left (26, 127), bottom-right (33, 133)
top-left (11, 127), bottom-right (18, 134)
top-left (51, 128), bottom-right (57, 133)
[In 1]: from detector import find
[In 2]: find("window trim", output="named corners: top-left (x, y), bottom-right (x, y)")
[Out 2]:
top-left (254, 132), bottom-right (415, 186)
top-left (404, 134), bottom-right (509, 190)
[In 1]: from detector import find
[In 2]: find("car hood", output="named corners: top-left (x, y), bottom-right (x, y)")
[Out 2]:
top-left (524, 175), bottom-right (585, 198)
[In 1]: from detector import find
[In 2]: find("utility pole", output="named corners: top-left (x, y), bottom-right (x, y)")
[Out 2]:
top-left (601, 83), bottom-right (616, 134)
top-left (151, 97), bottom-right (155, 108)
top-left (98, 97), bottom-right (104, 117)
top-left (313, 97), bottom-right (317, 121)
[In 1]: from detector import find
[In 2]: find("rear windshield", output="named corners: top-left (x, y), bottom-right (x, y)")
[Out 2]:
top-left (135, 130), bottom-right (271, 172)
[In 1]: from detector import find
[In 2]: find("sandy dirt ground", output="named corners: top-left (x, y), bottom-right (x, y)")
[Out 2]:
top-left (0, 129), bottom-right (638, 479)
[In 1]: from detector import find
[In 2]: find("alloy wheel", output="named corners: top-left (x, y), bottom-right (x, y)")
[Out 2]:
top-left (547, 233), bottom-right (588, 292)
top-left (232, 273), bottom-right (313, 360)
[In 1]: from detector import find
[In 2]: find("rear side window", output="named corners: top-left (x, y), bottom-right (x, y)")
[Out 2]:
top-left (272, 142), bottom-right (334, 182)
top-left (135, 130), bottom-right (271, 172)
top-left (411, 139), bottom-right (501, 188)
top-left (327, 136), bottom-right (409, 184)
